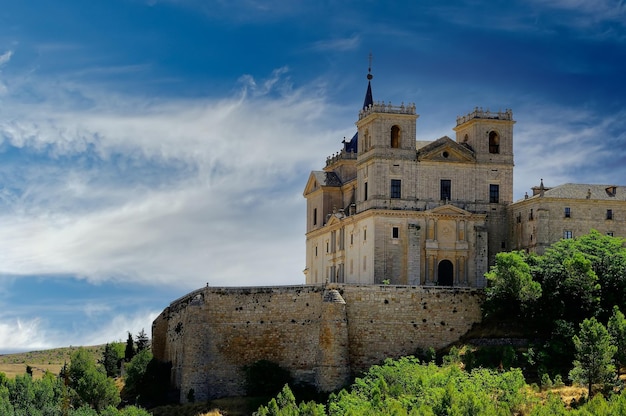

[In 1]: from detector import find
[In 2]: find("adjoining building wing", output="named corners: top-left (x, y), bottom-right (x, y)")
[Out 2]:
top-left (510, 182), bottom-right (626, 254)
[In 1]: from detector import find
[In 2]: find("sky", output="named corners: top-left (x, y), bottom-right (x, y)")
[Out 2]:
top-left (0, 0), bottom-right (625, 353)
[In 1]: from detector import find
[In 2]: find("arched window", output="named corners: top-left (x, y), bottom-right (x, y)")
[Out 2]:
top-left (391, 125), bottom-right (400, 148)
top-left (489, 131), bottom-right (500, 154)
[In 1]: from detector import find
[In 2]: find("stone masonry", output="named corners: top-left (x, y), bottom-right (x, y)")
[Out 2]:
top-left (152, 283), bottom-right (482, 402)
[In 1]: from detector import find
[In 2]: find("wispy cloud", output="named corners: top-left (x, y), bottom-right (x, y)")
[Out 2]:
top-left (0, 50), bottom-right (12, 66)
top-left (310, 35), bottom-right (360, 52)
top-left (514, 104), bottom-right (626, 199)
top-left (0, 318), bottom-right (52, 352)
top-left (0, 70), bottom-right (348, 289)
top-left (0, 310), bottom-right (159, 353)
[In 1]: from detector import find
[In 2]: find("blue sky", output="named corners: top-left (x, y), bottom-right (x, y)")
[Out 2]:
top-left (0, 0), bottom-right (625, 352)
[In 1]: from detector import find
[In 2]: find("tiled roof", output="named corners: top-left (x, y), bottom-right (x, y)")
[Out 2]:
top-left (416, 136), bottom-right (475, 159)
top-left (344, 131), bottom-right (358, 153)
top-left (531, 183), bottom-right (626, 201)
top-left (312, 171), bottom-right (343, 187)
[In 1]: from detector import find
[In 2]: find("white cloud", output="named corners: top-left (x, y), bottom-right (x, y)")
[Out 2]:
top-left (0, 50), bottom-right (12, 67)
top-left (513, 104), bottom-right (626, 200)
top-left (0, 318), bottom-right (53, 352)
top-left (0, 71), bottom-right (349, 290)
top-left (0, 310), bottom-right (159, 353)
top-left (80, 310), bottom-right (160, 346)
top-left (311, 35), bottom-right (361, 52)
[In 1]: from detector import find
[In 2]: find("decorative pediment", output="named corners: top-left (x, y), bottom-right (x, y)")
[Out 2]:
top-left (303, 171), bottom-right (342, 196)
top-left (427, 204), bottom-right (472, 216)
top-left (417, 136), bottom-right (475, 163)
top-left (325, 213), bottom-right (346, 227)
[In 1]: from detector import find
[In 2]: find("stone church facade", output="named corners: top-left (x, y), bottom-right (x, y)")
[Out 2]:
top-left (304, 75), bottom-right (626, 287)
top-left (304, 75), bottom-right (514, 288)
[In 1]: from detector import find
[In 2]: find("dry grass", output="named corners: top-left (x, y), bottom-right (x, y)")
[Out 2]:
top-left (0, 345), bottom-right (105, 379)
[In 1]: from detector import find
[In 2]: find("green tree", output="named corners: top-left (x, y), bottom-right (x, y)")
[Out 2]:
top-left (123, 349), bottom-right (153, 403)
top-left (135, 329), bottom-right (150, 353)
top-left (69, 347), bottom-right (120, 411)
top-left (484, 251), bottom-right (541, 319)
top-left (537, 230), bottom-right (621, 324)
top-left (569, 317), bottom-right (617, 397)
top-left (125, 332), bottom-right (136, 362)
top-left (608, 305), bottom-right (626, 377)
top-left (101, 342), bottom-right (125, 378)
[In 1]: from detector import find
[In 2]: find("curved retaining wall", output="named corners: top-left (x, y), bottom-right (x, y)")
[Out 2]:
top-left (152, 284), bottom-right (482, 402)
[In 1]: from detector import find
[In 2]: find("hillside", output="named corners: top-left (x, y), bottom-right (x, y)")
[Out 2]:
top-left (0, 345), bottom-right (105, 379)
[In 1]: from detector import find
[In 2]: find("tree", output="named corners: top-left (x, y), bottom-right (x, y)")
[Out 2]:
top-left (135, 329), bottom-right (150, 353)
top-left (569, 317), bottom-right (617, 397)
top-left (125, 332), bottom-right (136, 363)
top-left (123, 349), bottom-right (153, 404)
top-left (69, 347), bottom-right (120, 411)
top-left (608, 306), bottom-right (626, 377)
top-left (536, 230), bottom-right (622, 323)
top-left (101, 342), bottom-right (124, 378)
top-left (483, 251), bottom-right (542, 319)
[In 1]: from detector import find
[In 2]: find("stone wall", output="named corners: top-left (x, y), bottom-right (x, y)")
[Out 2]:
top-left (152, 284), bottom-right (482, 402)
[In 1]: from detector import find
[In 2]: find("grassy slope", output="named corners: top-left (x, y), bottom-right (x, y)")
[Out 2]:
top-left (0, 345), bottom-right (105, 379)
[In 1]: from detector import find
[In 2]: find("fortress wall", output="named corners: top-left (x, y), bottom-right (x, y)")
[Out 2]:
top-left (152, 284), bottom-right (482, 401)
top-left (337, 285), bottom-right (482, 373)
top-left (154, 285), bottom-right (331, 401)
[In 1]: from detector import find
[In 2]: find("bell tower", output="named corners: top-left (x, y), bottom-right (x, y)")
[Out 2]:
top-left (453, 108), bottom-right (514, 166)
top-left (355, 66), bottom-right (419, 210)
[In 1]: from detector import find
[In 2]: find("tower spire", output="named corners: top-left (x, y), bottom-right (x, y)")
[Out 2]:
top-left (363, 52), bottom-right (374, 109)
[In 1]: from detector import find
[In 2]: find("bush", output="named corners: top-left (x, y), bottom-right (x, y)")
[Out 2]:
top-left (244, 360), bottom-right (292, 397)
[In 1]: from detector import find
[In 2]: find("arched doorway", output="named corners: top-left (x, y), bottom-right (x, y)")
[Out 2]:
top-left (437, 260), bottom-right (454, 286)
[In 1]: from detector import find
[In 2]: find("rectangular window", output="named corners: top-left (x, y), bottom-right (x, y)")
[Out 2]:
top-left (564, 207), bottom-right (571, 218)
top-left (564, 230), bottom-right (573, 239)
top-left (313, 208), bottom-right (317, 225)
top-left (339, 228), bottom-right (345, 250)
top-left (607, 209), bottom-right (613, 220)
top-left (363, 256), bottom-right (367, 271)
top-left (315, 246), bottom-right (318, 257)
top-left (363, 229), bottom-right (367, 241)
top-left (529, 209), bottom-right (534, 220)
top-left (489, 184), bottom-right (500, 203)
top-left (391, 179), bottom-right (401, 199)
top-left (392, 227), bottom-right (399, 239)
top-left (364, 182), bottom-right (368, 201)
top-left (440, 179), bottom-right (451, 201)
top-left (607, 232), bottom-right (614, 237)
top-left (516, 213), bottom-right (522, 223)
top-left (350, 233), bottom-right (354, 245)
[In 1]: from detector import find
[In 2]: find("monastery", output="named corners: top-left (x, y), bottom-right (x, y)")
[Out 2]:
top-left (152, 71), bottom-right (626, 402)
top-left (303, 69), bottom-right (626, 287)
